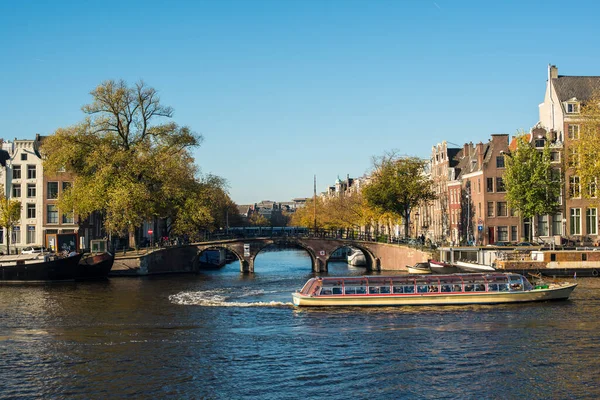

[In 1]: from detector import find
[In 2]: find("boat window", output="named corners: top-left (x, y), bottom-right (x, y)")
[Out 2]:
top-left (380, 286), bottom-right (391, 294)
top-left (428, 285), bottom-right (439, 293)
top-left (488, 283), bottom-right (499, 291)
top-left (369, 287), bottom-right (380, 294)
top-left (417, 285), bottom-right (428, 293)
top-left (404, 285), bottom-right (415, 294)
top-left (499, 284), bottom-right (509, 292)
top-left (510, 283), bottom-right (523, 291)
top-left (474, 283), bottom-right (486, 292)
top-left (393, 286), bottom-right (404, 294)
top-left (332, 287), bottom-right (343, 295)
top-left (464, 283), bottom-right (474, 292)
top-left (355, 286), bottom-right (367, 294)
top-left (321, 288), bottom-right (333, 295)
top-left (441, 284), bottom-right (452, 292)
top-left (345, 286), bottom-right (356, 295)
top-left (452, 284), bottom-right (463, 292)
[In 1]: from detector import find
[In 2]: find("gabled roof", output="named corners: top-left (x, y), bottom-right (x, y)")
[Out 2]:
top-left (553, 76), bottom-right (600, 102)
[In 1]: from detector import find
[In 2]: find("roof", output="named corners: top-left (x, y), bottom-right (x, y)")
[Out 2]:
top-left (508, 134), bottom-right (531, 152)
top-left (553, 76), bottom-right (600, 102)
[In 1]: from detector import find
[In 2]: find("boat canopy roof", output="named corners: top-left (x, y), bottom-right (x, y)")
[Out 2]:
top-left (306, 273), bottom-right (526, 287)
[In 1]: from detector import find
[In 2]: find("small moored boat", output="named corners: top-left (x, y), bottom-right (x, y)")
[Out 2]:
top-left (455, 260), bottom-right (496, 272)
top-left (428, 260), bottom-right (459, 274)
top-left (347, 247), bottom-right (366, 267)
top-left (406, 262), bottom-right (431, 274)
top-left (292, 273), bottom-right (577, 307)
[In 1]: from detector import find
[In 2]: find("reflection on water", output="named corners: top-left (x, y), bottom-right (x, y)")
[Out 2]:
top-left (1, 249), bottom-right (600, 399)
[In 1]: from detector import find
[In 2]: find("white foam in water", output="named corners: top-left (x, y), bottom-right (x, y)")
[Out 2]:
top-left (169, 289), bottom-right (293, 307)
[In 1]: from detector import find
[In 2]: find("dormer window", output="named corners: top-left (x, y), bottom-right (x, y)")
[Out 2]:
top-left (567, 102), bottom-right (580, 114)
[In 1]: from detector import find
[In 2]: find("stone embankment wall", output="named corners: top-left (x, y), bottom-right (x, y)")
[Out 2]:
top-left (111, 247), bottom-right (199, 276)
top-left (372, 243), bottom-right (433, 270)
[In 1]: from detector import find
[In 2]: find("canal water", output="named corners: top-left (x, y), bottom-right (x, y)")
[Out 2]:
top-left (2, 248), bottom-right (600, 399)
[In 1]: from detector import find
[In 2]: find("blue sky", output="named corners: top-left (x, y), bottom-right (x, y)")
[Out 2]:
top-left (2, 0), bottom-right (600, 205)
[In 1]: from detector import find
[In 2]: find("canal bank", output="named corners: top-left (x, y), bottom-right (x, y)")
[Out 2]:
top-left (111, 246), bottom-right (200, 276)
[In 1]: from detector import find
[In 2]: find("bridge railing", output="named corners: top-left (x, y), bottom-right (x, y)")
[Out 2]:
top-left (194, 228), bottom-right (438, 250)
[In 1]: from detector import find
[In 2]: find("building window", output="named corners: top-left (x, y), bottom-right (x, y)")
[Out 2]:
top-left (487, 202), bottom-right (494, 217)
top-left (497, 226), bottom-right (509, 241)
top-left (497, 202), bottom-right (508, 217)
top-left (496, 156), bottom-right (505, 168)
top-left (12, 184), bottom-right (21, 198)
top-left (486, 178), bottom-right (494, 192)
top-left (496, 177), bottom-right (506, 192)
top-left (550, 152), bottom-right (560, 163)
top-left (569, 176), bottom-right (581, 198)
top-left (0, 228), bottom-right (3, 244)
top-left (12, 226), bottom-right (20, 244)
top-left (27, 165), bottom-right (36, 179)
top-left (62, 181), bottom-right (72, 192)
top-left (62, 211), bottom-right (74, 224)
top-left (537, 215), bottom-right (549, 236)
top-left (26, 225), bottom-right (35, 244)
top-left (568, 124), bottom-right (580, 139)
top-left (27, 204), bottom-right (35, 219)
top-left (27, 183), bottom-right (36, 198)
top-left (47, 205), bottom-right (59, 224)
top-left (588, 179), bottom-right (597, 198)
top-left (534, 138), bottom-right (545, 148)
top-left (570, 208), bottom-right (582, 235)
top-left (568, 148), bottom-right (579, 167)
top-left (12, 165), bottom-right (21, 180)
top-left (47, 182), bottom-right (59, 199)
top-left (552, 213), bottom-right (563, 235)
top-left (567, 103), bottom-right (580, 114)
top-left (511, 226), bottom-right (518, 242)
top-left (478, 179), bottom-right (481, 194)
top-left (21, 153), bottom-right (27, 161)
top-left (587, 208), bottom-right (597, 235)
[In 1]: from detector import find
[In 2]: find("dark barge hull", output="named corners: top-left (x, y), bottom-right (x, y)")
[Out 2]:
top-left (501, 267), bottom-right (599, 278)
top-left (77, 253), bottom-right (115, 280)
top-left (0, 253), bottom-right (83, 283)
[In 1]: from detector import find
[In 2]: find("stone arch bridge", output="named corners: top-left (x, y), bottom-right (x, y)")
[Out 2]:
top-left (196, 237), bottom-right (432, 273)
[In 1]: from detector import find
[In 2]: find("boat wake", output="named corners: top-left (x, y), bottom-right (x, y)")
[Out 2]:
top-left (169, 288), bottom-right (293, 307)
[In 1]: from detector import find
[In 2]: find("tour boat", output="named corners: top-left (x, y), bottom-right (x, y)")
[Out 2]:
top-left (406, 262), bottom-right (431, 274)
top-left (428, 259), bottom-right (460, 274)
top-left (0, 253), bottom-right (83, 283)
top-left (292, 273), bottom-right (577, 307)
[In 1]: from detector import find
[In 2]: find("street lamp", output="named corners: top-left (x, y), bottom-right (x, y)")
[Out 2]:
top-left (415, 211), bottom-right (420, 238)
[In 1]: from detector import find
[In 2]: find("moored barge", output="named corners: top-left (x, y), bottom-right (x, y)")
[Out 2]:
top-left (292, 273), bottom-right (576, 307)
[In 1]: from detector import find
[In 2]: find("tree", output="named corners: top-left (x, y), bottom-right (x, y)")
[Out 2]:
top-left (363, 154), bottom-right (435, 238)
top-left (503, 133), bottom-right (561, 240)
top-left (41, 80), bottom-right (204, 246)
top-left (574, 92), bottom-right (600, 199)
top-left (0, 195), bottom-right (21, 254)
top-left (248, 212), bottom-right (270, 226)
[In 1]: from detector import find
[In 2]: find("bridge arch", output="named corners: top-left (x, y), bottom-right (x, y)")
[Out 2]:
top-left (325, 244), bottom-right (379, 271)
top-left (251, 239), bottom-right (318, 272)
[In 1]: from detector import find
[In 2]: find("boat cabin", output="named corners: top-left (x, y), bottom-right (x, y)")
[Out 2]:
top-left (299, 274), bottom-right (534, 297)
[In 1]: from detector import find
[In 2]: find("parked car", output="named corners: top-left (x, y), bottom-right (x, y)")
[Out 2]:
top-left (21, 246), bottom-right (49, 254)
top-left (487, 241), bottom-right (511, 247)
top-left (515, 242), bottom-right (540, 247)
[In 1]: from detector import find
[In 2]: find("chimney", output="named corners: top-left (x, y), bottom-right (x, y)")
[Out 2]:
top-left (476, 142), bottom-right (484, 168)
top-left (549, 64), bottom-right (558, 80)
top-left (463, 143), bottom-right (470, 157)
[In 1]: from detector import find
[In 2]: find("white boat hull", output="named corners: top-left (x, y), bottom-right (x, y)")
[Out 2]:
top-left (455, 260), bottom-right (495, 272)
